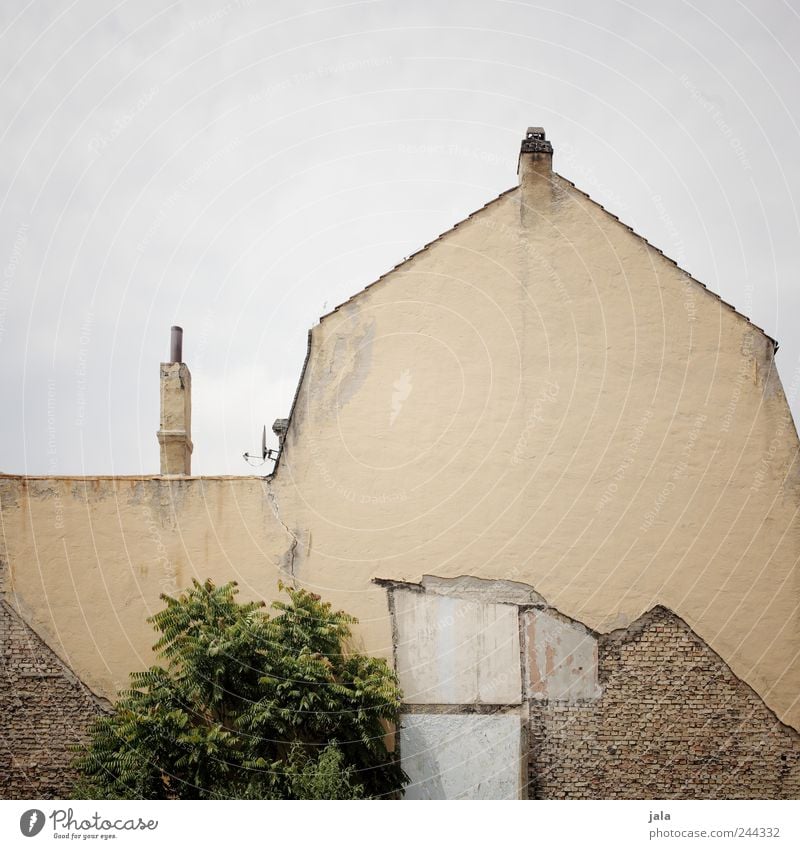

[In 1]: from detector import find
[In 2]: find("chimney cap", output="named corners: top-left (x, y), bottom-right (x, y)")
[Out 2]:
top-left (521, 126), bottom-right (553, 155)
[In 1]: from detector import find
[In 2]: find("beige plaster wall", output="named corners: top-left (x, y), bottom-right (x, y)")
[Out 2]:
top-left (2, 148), bottom-right (798, 730)
top-left (0, 475), bottom-right (291, 698)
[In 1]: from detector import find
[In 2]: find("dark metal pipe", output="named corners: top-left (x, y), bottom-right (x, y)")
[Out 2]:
top-left (170, 326), bottom-right (183, 363)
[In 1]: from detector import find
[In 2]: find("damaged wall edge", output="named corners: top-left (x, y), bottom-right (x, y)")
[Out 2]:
top-left (377, 573), bottom-right (800, 799)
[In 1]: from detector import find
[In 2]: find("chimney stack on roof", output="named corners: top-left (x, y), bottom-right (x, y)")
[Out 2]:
top-left (518, 126), bottom-right (553, 186)
top-left (157, 326), bottom-right (193, 475)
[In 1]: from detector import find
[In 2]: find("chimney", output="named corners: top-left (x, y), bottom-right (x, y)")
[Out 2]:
top-left (157, 326), bottom-right (193, 475)
top-left (272, 418), bottom-right (289, 450)
top-left (517, 126), bottom-right (553, 186)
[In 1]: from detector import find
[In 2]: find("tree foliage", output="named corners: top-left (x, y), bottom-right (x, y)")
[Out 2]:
top-left (73, 579), bottom-right (406, 799)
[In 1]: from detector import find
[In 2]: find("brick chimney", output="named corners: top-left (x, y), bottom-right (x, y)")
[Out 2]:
top-left (517, 127), bottom-right (555, 218)
top-left (157, 326), bottom-right (193, 475)
top-left (517, 127), bottom-right (553, 182)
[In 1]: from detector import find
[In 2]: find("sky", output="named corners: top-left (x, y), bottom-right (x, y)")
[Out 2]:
top-left (1, 0), bottom-right (799, 476)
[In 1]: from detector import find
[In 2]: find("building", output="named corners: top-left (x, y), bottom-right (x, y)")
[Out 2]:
top-left (1, 128), bottom-right (799, 799)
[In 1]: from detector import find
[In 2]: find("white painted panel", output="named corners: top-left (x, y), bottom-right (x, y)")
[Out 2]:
top-left (401, 713), bottom-right (523, 799)
top-left (393, 589), bottom-right (521, 704)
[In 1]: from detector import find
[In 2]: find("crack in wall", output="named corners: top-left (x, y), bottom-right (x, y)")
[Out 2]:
top-left (262, 480), bottom-right (299, 585)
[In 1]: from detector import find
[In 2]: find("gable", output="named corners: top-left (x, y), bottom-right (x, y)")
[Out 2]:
top-left (271, 138), bottom-right (800, 731)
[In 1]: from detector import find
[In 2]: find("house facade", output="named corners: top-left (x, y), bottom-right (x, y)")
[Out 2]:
top-left (2, 129), bottom-right (799, 798)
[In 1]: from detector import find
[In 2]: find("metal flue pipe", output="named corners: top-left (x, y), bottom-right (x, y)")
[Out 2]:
top-left (170, 325), bottom-right (183, 363)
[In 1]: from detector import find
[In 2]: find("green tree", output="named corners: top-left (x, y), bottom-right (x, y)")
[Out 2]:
top-left (73, 579), bottom-right (406, 799)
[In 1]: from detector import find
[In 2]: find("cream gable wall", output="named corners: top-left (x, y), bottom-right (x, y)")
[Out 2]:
top-left (273, 162), bottom-right (800, 728)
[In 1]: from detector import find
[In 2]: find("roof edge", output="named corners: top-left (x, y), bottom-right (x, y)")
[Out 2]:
top-left (271, 167), bottom-right (780, 474)
top-left (554, 171), bottom-right (779, 351)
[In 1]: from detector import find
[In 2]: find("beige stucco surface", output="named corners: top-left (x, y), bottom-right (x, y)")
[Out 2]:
top-left (0, 476), bottom-right (292, 697)
top-left (2, 146), bottom-right (798, 728)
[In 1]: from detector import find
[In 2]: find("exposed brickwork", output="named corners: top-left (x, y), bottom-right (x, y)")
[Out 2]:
top-left (0, 602), bottom-right (106, 799)
top-left (527, 607), bottom-right (800, 799)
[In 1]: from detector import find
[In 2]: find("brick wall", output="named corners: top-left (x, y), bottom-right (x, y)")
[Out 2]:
top-left (527, 607), bottom-right (800, 799)
top-left (0, 602), bottom-right (106, 798)
top-left (5, 591), bottom-right (799, 799)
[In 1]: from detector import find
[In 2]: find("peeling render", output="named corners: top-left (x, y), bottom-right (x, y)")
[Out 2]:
top-left (419, 574), bottom-right (547, 606)
top-left (524, 608), bottom-right (601, 702)
top-left (381, 577), bottom-right (800, 800)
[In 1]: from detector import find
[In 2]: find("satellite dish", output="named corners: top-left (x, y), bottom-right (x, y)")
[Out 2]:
top-left (243, 425), bottom-right (278, 466)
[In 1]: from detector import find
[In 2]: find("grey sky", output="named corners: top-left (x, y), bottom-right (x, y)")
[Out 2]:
top-left (1, 0), bottom-right (799, 475)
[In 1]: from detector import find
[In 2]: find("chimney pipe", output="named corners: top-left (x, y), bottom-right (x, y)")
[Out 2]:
top-left (170, 325), bottom-right (183, 363)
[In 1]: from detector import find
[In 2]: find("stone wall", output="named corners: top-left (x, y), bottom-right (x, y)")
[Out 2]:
top-left (528, 608), bottom-right (800, 799)
top-left (0, 601), bottom-right (106, 799)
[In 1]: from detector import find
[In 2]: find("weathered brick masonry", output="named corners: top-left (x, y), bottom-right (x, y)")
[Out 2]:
top-left (0, 601), bottom-right (106, 798)
top-left (527, 607), bottom-right (800, 799)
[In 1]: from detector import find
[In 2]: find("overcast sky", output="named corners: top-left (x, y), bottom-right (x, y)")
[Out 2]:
top-left (1, 0), bottom-right (799, 476)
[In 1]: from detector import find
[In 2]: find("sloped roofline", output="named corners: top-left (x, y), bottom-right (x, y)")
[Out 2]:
top-left (272, 174), bottom-right (778, 473)
top-left (273, 186), bottom-right (518, 473)
top-left (555, 173), bottom-right (778, 350)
